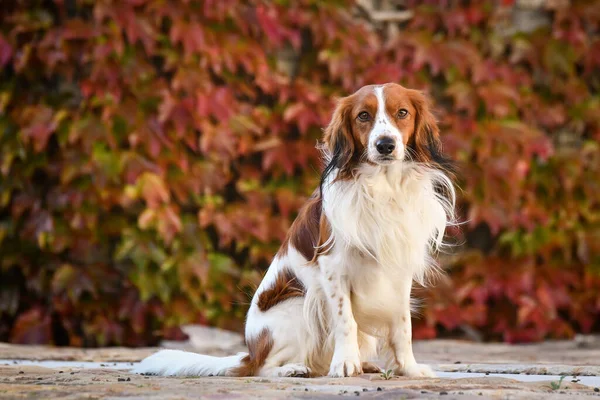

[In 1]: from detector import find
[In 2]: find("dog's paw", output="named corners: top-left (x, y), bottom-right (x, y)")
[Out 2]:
top-left (328, 359), bottom-right (362, 377)
top-left (268, 363), bottom-right (311, 378)
top-left (396, 363), bottom-right (436, 378)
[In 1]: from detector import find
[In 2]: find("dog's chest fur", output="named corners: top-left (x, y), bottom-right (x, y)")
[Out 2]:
top-left (323, 165), bottom-right (447, 280)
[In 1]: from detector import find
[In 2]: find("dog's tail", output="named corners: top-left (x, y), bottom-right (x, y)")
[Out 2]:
top-left (131, 349), bottom-right (248, 377)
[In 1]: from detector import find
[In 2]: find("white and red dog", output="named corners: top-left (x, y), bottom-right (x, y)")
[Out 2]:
top-left (133, 83), bottom-right (456, 378)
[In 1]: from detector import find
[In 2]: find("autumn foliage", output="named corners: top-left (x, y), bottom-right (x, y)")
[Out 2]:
top-left (1, 0), bottom-right (600, 346)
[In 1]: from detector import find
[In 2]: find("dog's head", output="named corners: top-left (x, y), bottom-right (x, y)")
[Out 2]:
top-left (321, 83), bottom-right (452, 182)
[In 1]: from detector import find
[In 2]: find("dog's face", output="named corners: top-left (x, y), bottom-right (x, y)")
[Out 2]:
top-left (343, 84), bottom-right (418, 165)
top-left (323, 83), bottom-right (446, 175)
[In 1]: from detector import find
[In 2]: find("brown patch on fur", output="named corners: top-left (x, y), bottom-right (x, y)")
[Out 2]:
top-left (361, 362), bottom-right (382, 374)
top-left (231, 328), bottom-right (273, 376)
top-left (405, 89), bottom-right (456, 178)
top-left (278, 189), bottom-right (331, 262)
top-left (322, 94), bottom-right (368, 182)
top-left (315, 211), bottom-right (332, 259)
top-left (402, 316), bottom-right (406, 322)
top-left (380, 84), bottom-right (419, 145)
top-left (257, 269), bottom-right (305, 312)
top-left (406, 89), bottom-right (439, 162)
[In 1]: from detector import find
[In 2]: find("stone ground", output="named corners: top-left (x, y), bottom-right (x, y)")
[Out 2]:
top-left (1, 327), bottom-right (600, 399)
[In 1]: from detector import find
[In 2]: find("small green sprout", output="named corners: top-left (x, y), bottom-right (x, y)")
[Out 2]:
top-left (549, 375), bottom-right (566, 390)
top-left (380, 369), bottom-right (394, 380)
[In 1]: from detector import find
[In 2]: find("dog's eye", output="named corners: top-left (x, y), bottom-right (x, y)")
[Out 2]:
top-left (357, 111), bottom-right (371, 122)
top-left (397, 109), bottom-right (409, 119)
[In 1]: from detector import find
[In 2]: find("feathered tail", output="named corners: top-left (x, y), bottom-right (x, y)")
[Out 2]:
top-left (132, 349), bottom-right (248, 377)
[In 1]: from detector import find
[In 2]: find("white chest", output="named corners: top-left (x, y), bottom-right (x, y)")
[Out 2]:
top-left (322, 164), bottom-right (450, 282)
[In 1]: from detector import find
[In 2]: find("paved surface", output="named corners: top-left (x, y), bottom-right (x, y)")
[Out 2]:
top-left (2, 336), bottom-right (599, 365)
top-left (0, 329), bottom-right (599, 399)
top-left (0, 364), bottom-right (597, 399)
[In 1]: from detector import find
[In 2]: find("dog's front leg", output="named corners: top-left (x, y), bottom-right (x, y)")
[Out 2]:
top-left (388, 279), bottom-right (436, 378)
top-left (318, 254), bottom-right (361, 377)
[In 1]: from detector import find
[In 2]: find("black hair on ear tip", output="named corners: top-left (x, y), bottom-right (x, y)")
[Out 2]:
top-left (320, 138), bottom-right (346, 196)
top-left (426, 130), bottom-right (456, 176)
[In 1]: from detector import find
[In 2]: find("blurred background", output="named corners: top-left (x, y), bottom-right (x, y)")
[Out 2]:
top-left (0, 0), bottom-right (599, 348)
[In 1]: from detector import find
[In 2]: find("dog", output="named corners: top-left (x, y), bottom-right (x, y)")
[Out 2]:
top-left (133, 83), bottom-right (456, 378)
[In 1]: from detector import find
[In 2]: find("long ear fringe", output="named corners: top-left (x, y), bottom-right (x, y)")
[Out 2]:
top-left (319, 97), bottom-right (355, 194)
top-left (408, 90), bottom-right (457, 180)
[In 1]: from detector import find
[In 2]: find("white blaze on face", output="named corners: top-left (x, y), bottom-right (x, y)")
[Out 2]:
top-left (368, 86), bottom-right (404, 163)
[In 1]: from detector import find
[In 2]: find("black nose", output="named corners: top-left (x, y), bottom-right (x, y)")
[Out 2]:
top-left (376, 137), bottom-right (396, 155)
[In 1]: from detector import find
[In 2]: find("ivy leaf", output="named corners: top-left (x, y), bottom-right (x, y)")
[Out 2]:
top-left (10, 307), bottom-right (52, 344)
top-left (137, 172), bottom-right (170, 208)
top-left (0, 34), bottom-right (13, 67)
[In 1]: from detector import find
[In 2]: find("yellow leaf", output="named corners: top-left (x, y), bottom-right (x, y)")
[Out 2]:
top-left (138, 208), bottom-right (156, 229)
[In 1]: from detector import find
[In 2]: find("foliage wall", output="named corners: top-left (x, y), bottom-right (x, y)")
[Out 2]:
top-left (1, 0), bottom-right (599, 346)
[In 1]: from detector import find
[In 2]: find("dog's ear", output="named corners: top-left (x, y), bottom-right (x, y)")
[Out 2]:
top-left (407, 90), bottom-right (441, 161)
top-left (321, 97), bottom-right (356, 189)
top-left (323, 97), bottom-right (355, 170)
top-left (407, 90), bottom-right (455, 175)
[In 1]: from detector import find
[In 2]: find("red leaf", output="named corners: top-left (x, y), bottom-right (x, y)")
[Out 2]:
top-left (256, 5), bottom-right (284, 46)
top-left (139, 173), bottom-right (170, 208)
top-left (62, 19), bottom-right (96, 40)
top-left (10, 308), bottom-right (52, 345)
top-left (20, 107), bottom-right (58, 153)
top-left (0, 34), bottom-right (12, 67)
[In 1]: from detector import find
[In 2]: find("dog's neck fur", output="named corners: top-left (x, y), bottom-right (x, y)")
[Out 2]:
top-left (321, 161), bottom-right (455, 285)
